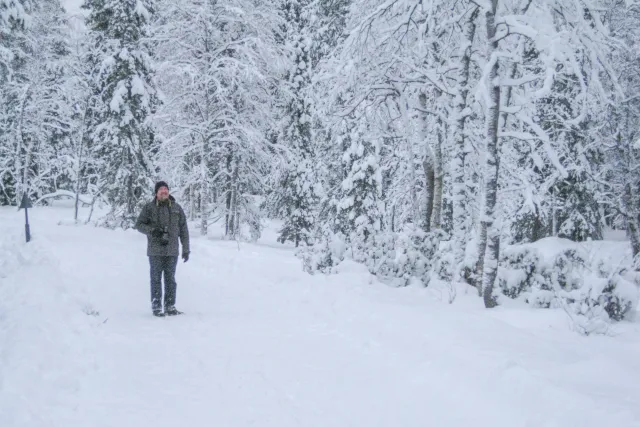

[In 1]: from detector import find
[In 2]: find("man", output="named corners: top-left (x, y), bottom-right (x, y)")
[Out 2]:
top-left (135, 181), bottom-right (190, 317)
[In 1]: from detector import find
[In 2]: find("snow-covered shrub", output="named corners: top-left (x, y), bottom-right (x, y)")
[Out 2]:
top-left (244, 201), bottom-right (264, 243)
top-left (430, 238), bottom-right (455, 283)
top-left (300, 225), bottom-right (445, 287)
top-left (361, 231), bottom-right (395, 276)
top-left (531, 249), bottom-right (585, 308)
top-left (498, 246), bottom-right (545, 299)
top-left (299, 230), bottom-right (347, 275)
top-left (370, 227), bottom-right (445, 287)
top-left (497, 238), bottom-right (639, 322)
top-left (599, 275), bottom-right (637, 321)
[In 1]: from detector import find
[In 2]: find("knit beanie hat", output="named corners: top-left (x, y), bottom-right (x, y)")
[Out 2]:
top-left (154, 181), bottom-right (169, 195)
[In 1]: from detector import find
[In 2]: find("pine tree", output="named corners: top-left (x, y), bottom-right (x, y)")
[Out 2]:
top-left (83, 0), bottom-right (160, 228)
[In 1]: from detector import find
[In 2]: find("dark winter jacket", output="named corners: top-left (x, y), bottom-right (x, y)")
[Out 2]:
top-left (135, 195), bottom-right (190, 257)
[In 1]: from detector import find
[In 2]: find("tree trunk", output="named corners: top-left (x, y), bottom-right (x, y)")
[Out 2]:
top-left (74, 98), bottom-right (91, 223)
top-left (228, 155), bottom-right (240, 239)
top-left (532, 212), bottom-right (544, 242)
top-left (225, 150), bottom-right (234, 237)
top-left (618, 113), bottom-right (640, 263)
top-left (477, 0), bottom-right (501, 308)
top-left (452, 6), bottom-right (479, 276)
top-left (423, 156), bottom-right (435, 232)
top-left (622, 181), bottom-right (640, 258)
top-left (431, 113), bottom-right (444, 229)
top-left (189, 183), bottom-right (196, 221)
top-left (551, 197), bottom-right (557, 236)
top-left (14, 84), bottom-right (32, 204)
top-left (200, 137), bottom-right (208, 236)
top-left (74, 141), bottom-right (84, 222)
top-left (418, 92), bottom-right (434, 232)
top-left (397, 89), bottom-right (419, 224)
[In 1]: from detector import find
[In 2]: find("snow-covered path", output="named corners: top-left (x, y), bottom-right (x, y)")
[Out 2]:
top-left (2, 206), bottom-right (640, 427)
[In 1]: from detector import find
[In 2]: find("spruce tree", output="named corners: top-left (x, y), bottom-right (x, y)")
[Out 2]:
top-left (336, 120), bottom-right (383, 261)
top-left (274, 0), bottom-right (321, 247)
top-left (83, 0), bottom-right (160, 228)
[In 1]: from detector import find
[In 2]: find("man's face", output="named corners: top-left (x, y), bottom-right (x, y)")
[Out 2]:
top-left (157, 186), bottom-right (169, 201)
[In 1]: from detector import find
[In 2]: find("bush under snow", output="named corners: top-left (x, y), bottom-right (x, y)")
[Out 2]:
top-left (301, 226), bottom-right (445, 287)
top-left (498, 237), bottom-right (639, 324)
top-left (300, 229), bottom-right (348, 275)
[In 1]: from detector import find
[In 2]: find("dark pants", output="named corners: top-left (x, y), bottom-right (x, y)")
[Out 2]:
top-left (149, 256), bottom-right (179, 310)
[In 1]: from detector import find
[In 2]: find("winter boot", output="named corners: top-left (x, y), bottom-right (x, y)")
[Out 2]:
top-left (165, 306), bottom-right (183, 316)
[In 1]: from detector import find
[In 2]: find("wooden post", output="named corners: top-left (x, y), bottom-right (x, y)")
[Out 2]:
top-left (19, 193), bottom-right (33, 243)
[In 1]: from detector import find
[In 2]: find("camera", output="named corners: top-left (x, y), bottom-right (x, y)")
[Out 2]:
top-left (160, 226), bottom-right (170, 246)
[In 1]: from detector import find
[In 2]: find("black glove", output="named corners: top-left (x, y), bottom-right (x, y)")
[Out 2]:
top-left (151, 228), bottom-right (163, 238)
top-left (182, 252), bottom-right (189, 263)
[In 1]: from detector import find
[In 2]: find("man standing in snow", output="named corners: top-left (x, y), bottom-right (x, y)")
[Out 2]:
top-left (135, 181), bottom-right (190, 317)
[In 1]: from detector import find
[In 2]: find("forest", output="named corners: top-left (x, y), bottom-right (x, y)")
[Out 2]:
top-left (1, 0), bottom-right (639, 322)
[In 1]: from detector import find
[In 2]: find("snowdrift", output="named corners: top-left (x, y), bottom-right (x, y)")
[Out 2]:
top-left (0, 226), bottom-right (99, 426)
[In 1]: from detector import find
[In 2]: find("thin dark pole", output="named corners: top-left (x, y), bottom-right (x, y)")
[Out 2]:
top-left (25, 207), bottom-right (31, 242)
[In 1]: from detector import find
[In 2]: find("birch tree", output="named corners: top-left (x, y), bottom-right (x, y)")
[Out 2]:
top-left (473, 0), bottom-right (618, 306)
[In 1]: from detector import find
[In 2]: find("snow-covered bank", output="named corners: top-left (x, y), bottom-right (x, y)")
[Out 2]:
top-left (1, 205), bottom-right (640, 427)
top-left (496, 237), bottom-right (640, 333)
top-left (0, 215), bottom-right (99, 426)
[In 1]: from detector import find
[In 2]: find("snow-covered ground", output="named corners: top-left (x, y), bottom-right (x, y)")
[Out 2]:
top-left (1, 203), bottom-right (640, 427)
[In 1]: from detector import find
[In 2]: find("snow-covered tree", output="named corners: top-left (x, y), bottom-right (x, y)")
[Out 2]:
top-left (600, 1), bottom-right (640, 263)
top-left (0, 0), bottom-right (29, 77)
top-left (83, 0), bottom-right (160, 228)
top-left (152, 0), bottom-right (284, 239)
top-left (336, 118), bottom-right (383, 260)
top-left (0, 0), bottom-right (637, 318)
top-left (269, 0), bottom-right (322, 247)
top-left (0, 0), bottom-right (78, 205)
top-left (65, 20), bottom-right (103, 222)
top-left (466, 0), bottom-right (618, 307)
top-left (0, 0), bottom-right (30, 204)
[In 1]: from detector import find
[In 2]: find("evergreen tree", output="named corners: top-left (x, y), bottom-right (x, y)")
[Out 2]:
top-left (83, 0), bottom-right (160, 228)
top-left (273, 0), bottom-right (321, 247)
top-left (336, 119), bottom-right (383, 261)
top-left (0, 0), bottom-right (29, 83)
top-left (309, 0), bottom-right (350, 68)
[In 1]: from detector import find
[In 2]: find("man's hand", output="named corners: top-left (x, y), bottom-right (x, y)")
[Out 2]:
top-left (182, 252), bottom-right (189, 263)
top-left (151, 228), bottom-right (163, 238)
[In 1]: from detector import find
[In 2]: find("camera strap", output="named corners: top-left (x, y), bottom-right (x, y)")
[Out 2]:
top-left (153, 201), bottom-right (172, 230)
